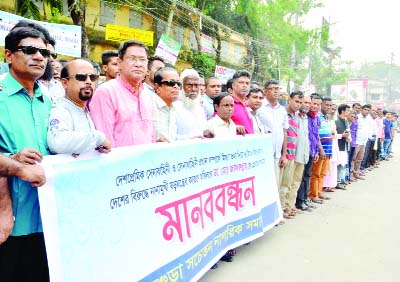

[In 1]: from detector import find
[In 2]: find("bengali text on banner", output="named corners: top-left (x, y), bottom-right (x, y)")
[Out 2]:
top-left (38, 135), bottom-right (282, 282)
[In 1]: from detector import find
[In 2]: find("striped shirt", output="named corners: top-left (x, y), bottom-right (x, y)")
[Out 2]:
top-left (318, 112), bottom-right (333, 157)
top-left (286, 112), bottom-right (299, 160)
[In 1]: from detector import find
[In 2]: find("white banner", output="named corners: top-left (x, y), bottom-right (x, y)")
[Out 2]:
top-left (0, 10), bottom-right (81, 57)
top-left (39, 136), bottom-right (282, 282)
top-left (214, 65), bottom-right (236, 84)
top-left (155, 34), bottom-right (181, 66)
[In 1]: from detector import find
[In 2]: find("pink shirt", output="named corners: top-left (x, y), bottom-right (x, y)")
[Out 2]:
top-left (90, 77), bottom-right (155, 147)
top-left (231, 96), bottom-right (254, 134)
top-left (376, 117), bottom-right (384, 139)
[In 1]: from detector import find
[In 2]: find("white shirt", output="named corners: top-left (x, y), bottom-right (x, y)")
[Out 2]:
top-left (207, 115), bottom-right (237, 137)
top-left (356, 114), bottom-right (370, 145)
top-left (259, 102), bottom-right (289, 158)
top-left (47, 97), bottom-right (105, 154)
top-left (152, 95), bottom-right (177, 142)
top-left (247, 107), bottom-right (269, 135)
top-left (37, 78), bottom-right (65, 106)
top-left (175, 101), bottom-right (207, 140)
top-left (202, 94), bottom-right (214, 120)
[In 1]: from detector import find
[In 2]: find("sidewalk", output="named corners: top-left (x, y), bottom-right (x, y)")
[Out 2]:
top-left (200, 139), bottom-right (400, 282)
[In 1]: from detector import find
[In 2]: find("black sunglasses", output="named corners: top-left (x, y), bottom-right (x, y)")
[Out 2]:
top-left (66, 73), bottom-right (99, 82)
top-left (159, 80), bottom-right (182, 88)
top-left (50, 53), bottom-right (57, 59)
top-left (13, 46), bottom-right (51, 58)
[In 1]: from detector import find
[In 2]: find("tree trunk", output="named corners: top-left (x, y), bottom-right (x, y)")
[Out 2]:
top-left (68, 0), bottom-right (89, 58)
top-left (251, 40), bottom-right (260, 80)
top-left (165, 0), bottom-right (177, 37)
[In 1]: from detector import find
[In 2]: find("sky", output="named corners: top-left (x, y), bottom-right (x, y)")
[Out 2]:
top-left (304, 0), bottom-right (400, 64)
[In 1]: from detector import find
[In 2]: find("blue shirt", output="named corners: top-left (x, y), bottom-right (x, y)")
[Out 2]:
top-left (383, 119), bottom-right (392, 139)
top-left (0, 73), bottom-right (51, 236)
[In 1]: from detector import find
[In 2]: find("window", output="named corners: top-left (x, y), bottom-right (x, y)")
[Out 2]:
top-left (221, 41), bottom-right (230, 60)
top-left (173, 26), bottom-right (184, 44)
top-left (234, 44), bottom-right (243, 60)
top-left (100, 1), bottom-right (115, 26)
top-left (129, 10), bottom-right (142, 29)
top-left (189, 30), bottom-right (198, 51)
top-left (156, 20), bottom-right (167, 42)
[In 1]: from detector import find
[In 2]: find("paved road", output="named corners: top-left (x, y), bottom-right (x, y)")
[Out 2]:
top-left (200, 140), bottom-right (400, 282)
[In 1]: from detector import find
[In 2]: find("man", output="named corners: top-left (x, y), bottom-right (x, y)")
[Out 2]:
top-left (37, 38), bottom-right (65, 104)
top-left (361, 107), bottom-right (377, 171)
top-left (230, 70), bottom-right (254, 135)
top-left (309, 97), bottom-right (333, 204)
top-left (47, 59), bottom-right (111, 155)
top-left (153, 67), bottom-right (180, 142)
top-left (347, 110), bottom-right (358, 181)
top-left (296, 94), bottom-right (321, 210)
top-left (352, 102), bottom-right (362, 114)
top-left (101, 50), bottom-right (119, 82)
top-left (202, 76), bottom-right (222, 120)
top-left (352, 104), bottom-right (371, 179)
top-left (175, 69), bottom-right (211, 140)
top-left (246, 88), bottom-right (269, 134)
top-left (335, 104), bottom-right (351, 189)
top-left (259, 79), bottom-right (289, 186)
top-left (199, 76), bottom-right (206, 97)
top-left (90, 40), bottom-right (155, 147)
top-left (0, 26), bottom-right (52, 281)
top-left (293, 95), bottom-right (311, 211)
top-left (11, 20), bottom-right (64, 105)
top-left (144, 56), bottom-right (165, 94)
top-left (381, 111), bottom-right (393, 160)
top-left (375, 108), bottom-right (384, 161)
top-left (279, 91), bottom-right (302, 218)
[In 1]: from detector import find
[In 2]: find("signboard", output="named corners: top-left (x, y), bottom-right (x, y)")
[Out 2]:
top-left (347, 79), bottom-right (368, 103)
top-left (105, 24), bottom-right (154, 46)
top-left (39, 136), bottom-right (282, 282)
top-left (155, 34), bottom-right (181, 65)
top-left (214, 65), bottom-right (236, 84)
top-left (201, 34), bottom-right (215, 55)
top-left (331, 84), bottom-right (348, 101)
top-left (0, 10), bottom-right (81, 57)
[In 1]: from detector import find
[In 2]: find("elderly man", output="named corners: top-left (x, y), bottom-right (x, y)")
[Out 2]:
top-left (152, 67), bottom-right (180, 142)
top-left (144, 55), bottom-right (165, 94)
top-left (90, 40), bottom-right (155, 147)
top-left (202, 76), bottom-right (222, 120)
top-left (47, 59), bottom-right (111, 155)
top-left (0, 26), bottom-right (52, 281)
top-left (175, 69), bottom-right (211, 140)
top-left (101, 50), bottom-right (119, 82)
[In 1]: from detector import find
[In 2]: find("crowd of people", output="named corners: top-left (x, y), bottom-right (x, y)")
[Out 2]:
top-left (0, 20), bottom-right (398, 281)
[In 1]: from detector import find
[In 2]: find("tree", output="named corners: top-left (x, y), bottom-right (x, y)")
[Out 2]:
top-left (68, 0), bottom-right (90, 58)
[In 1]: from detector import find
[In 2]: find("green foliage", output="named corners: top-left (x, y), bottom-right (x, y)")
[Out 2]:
top-left (16, 0), bottom-right (41, 20)
top-left (191, 52), bottom-right (216, 77)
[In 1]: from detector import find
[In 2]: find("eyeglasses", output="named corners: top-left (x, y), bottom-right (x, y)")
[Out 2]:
top-left (159, 80), bottom-right (182, 88)
top-left (265, 87), bottom-right (280, 91)
top-left (125, 56), bottom-right (148, 65)
top-left (66, 73), bottom-right (99, 82)
top-left (13, 46), bottom-right (51, 58)
top-left (50, 53), bottom-right (57, 59)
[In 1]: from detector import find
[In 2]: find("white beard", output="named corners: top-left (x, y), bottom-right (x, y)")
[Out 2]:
top-left (180, 90), bottom-right (201, 110)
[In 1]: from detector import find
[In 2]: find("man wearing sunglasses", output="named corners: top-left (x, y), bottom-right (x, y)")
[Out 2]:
top-left (153, 67), bottom-right (180, 142)
top-left (0, 26), bottom-right (52, 282)
top-left (90, 39), bottom-right (155, 147)
top-left (47, 59), bottom-right (111, 156)
top-left (37, 40), bottom-right (65, 105)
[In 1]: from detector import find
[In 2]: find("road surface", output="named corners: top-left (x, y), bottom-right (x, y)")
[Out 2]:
top-left (200, 140), bottom-right (400, 282)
